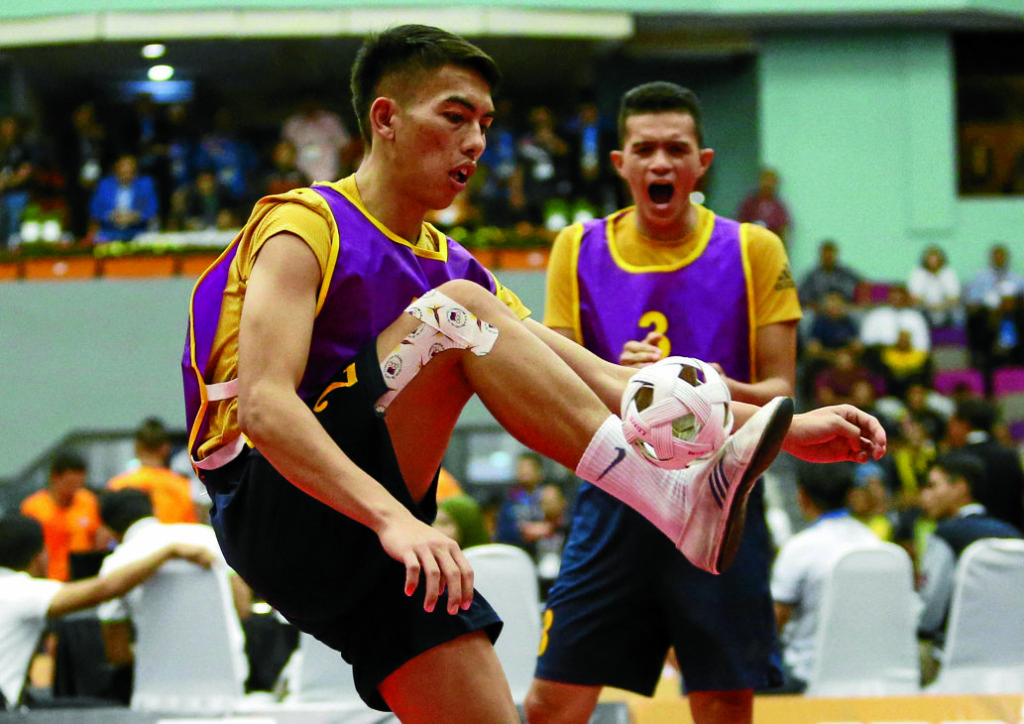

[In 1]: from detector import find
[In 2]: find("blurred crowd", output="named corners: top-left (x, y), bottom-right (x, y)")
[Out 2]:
top-left (0, 93), bottom-right (636, 249)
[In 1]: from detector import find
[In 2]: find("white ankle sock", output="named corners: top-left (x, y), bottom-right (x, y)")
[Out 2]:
top-left (575, 415), bottom-right (687, 543)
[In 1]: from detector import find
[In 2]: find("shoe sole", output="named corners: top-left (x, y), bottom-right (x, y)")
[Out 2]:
top-left (715, 397), bottom-right (794, 573)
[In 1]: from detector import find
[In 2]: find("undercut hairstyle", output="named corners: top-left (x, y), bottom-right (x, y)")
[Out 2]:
top-left (0, 515), bottom-right (45, 571)
top-left (798, 462), bottom-right (856, 513)
top-left (135, 416), bottom-right (170, 451)
top-left (100, 488), bottom-right (155, 537)
top-left (618, 82), bottom-right (704, 146)
top-left (931, 450), bottom-right (985, 501)
top-left (350, 24), bottom-right (501, 145)
top-left (50, 448), bottom-right (87, 477)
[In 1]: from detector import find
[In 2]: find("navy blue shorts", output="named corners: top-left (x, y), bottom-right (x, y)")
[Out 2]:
top-left (203, 342), bottom-right (502, 711)
top-left (535, 483), bottom-right (781, 694)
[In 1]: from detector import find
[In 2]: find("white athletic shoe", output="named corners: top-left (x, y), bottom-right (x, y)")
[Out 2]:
top-left (676, 396), bottom-right (794, 574)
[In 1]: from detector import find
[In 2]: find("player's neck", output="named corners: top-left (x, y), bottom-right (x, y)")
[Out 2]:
top-left (634, 203), bottom-right (698, 245)
top-left (354, 159), bottom-right (427, 242)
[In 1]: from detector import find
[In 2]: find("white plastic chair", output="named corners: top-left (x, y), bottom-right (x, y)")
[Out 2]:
top-left (285, 632), bottom-right (365, 706)
top-left (805, 543), bottom-right (920, 696)
top-left (928, 538), bottom-right (1024, 694)
top-left (464, 544), bottom-right (542, 705)
top-left (131, 560), bottom-right (265, 713)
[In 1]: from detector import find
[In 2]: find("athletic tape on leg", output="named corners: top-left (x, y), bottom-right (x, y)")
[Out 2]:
top-left (375, 289), bottom-right (499, 412)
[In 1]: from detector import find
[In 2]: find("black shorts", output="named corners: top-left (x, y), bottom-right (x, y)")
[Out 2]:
top-left (203, 342), bottom-right (502, 711)
top-left (535, 483), bottom-right (781, 694)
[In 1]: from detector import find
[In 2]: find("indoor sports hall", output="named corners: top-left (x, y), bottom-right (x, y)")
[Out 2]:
top-left (1, 1), bottom-right (1023, 722)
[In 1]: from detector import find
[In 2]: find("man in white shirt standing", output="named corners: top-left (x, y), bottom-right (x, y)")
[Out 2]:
top-left (96, 488), bottom-right (251, 687)
top-left (0, 514), bottom-right (212, 710)
top-left (769, 463), bottom-right (881, 692)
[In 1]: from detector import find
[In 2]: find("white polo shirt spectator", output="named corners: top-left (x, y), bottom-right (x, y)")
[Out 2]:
top-left (771, 510), bottom-right (881, 684)
top-left (0, 568), bottom-right (62, 707)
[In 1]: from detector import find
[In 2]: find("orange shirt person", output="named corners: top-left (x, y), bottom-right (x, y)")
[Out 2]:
top-left (107, 417), bottom-right (197, 524)
top-left (20, 450), bottom-right (101, 581)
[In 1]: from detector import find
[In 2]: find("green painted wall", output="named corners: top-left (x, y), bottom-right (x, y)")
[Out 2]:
top-left (760, 30), bottom-right (1023, 282)
top-left (0, 270), bottom-right (548, 479)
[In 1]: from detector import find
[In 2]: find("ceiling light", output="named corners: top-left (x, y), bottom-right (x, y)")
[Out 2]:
top-left (148, 64), bottom-right (174, 82)
top-left (141, 43), bottom-right (165, 59)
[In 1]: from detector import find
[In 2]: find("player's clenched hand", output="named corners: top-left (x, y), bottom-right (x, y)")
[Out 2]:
top-left (619, 331), bottom-right (665, 368)
top-left (377, 514), bottom-right (474, 615)
top-left (782, 404), bottom-right (888, 464)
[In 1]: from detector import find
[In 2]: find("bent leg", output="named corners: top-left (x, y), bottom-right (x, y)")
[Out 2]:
top-left (379, 631), bottom-right (519, 724)
top-left (524, 679), bottom-right (601, 724)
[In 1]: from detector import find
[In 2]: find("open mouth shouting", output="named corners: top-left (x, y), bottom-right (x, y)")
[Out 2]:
top-left (450, 163), bottom-right (475, 190)
top-left (648, 182), bottom-right (675, 205)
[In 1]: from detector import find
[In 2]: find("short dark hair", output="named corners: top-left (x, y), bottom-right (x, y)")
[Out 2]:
top-left (617, 82), bottom-right (704, 146)
top-left (50, 448), bottom-right (87, 477)
top-left (135, 416), bottom-right (170, 451)
top-left (798, 462), bottom-right (856, 512)
top-left (931, 450), bottom-right (985, 501)
top-left (350, 24), bottom-right (501, 145)
top-left (954, 398), bottom-right (998, 433)
top-left (0, 515), bottom-right (45, 570)
top-left (100, 489), bottom-right (154, 536)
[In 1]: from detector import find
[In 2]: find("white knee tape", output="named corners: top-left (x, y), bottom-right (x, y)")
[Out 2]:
top-left (375, 289), bottom-right (499, 412)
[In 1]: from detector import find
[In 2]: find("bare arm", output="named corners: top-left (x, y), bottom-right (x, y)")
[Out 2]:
top-left (47, 543), bottom-right (214, 619)
top-left (237, 233), bottom-right (472, 614)
top-left (722, 321), bottom-right (797, 404)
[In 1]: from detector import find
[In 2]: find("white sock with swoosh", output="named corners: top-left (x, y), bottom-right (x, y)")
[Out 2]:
top-left (575, 415), bottom-right (687, 543)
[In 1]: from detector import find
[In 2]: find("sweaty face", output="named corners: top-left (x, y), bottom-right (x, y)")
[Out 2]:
top-left (388, 65), bottom-right (494, 212)
top-left (613, 112), bottom-right (710, 238)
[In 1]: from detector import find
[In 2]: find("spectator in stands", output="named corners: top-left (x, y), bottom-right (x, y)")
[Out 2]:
top-left (494, 452), bottom-right (559, 562)
top-left (565, 97), bottom-right (619, 218)
top-left (169, 167), bottom-right (236, 232)
top-left (813, 347), bottom-right (883, 407)
top-left (61, 102), bottom-right (109, 240)
top-left (163, 102), bottom-right (201, 207)
top-left (0, 514), bottom-right (214, 710)
top-left (805, 292), bottom-right (861, 359)
top-left (512, 106), bottom-right (571, 229)
top-left (770, 463), bottom-right (881, 693)
top-left (797, 239), bottom-right (864, 311)
top-left (256, 139), bottom-right (310, 200)
top-left (860, 283), bottom-right (932, 353)
top-left (282, 98), bottom-right (354, 184)
top-left (20, 450), bottom-right (103, 582)
top-left (966, 243), bottom-right (1024, 310)
top-left (87, 153), bottom-right (159, 242)
top-left (477, 97), bottom-right (522, 227)
top-left (907, 245), bottom-right (962, 329)
top-left (877, 329), bottom-right (932, 400)
top-left (888, 417), bottom-right (936, 558)
top-left (847, 461), bottom-right (894, 541)
top-left (904, 382), bottom-right (947, 444)
top-left (946, 398), bottom-right (1024, 532)
top-left (916, 451), bottom-right (1022, 681)
top-left (737, 167), bottom-right (790, 244)
top-left (197, 108), bottom-right (258, 217)
top-left (0, 114), bottom-right (37, 248)
top-left (96, 489), bottom-right (250, 693)
top-left (106, 417), bottom-right (198, 524)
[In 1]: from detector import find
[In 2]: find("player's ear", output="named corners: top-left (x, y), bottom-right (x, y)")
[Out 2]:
top-left (697, 147), bottom-right (715, 177)
top-left (369, 97), bottom-right (399, 142)
top-left (610, 150), bottom-right (625, 178)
